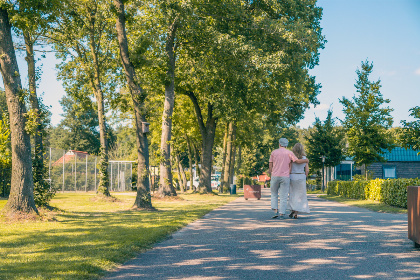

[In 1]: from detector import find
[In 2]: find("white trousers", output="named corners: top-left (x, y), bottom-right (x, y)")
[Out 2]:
top-left (270, 176), bottom-right (290, 215)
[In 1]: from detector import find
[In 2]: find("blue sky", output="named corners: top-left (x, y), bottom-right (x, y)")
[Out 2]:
top-left (298, 0), bottom-right (420, 128)
top-left (2, 0), bottom-right (420, 128)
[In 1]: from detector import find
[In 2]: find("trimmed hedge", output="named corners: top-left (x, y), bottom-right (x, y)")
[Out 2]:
top-left (327, 178), bottom-right (420, 209)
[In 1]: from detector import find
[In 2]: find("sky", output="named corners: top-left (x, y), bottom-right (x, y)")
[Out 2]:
top-left (297, 0), bottom-right (420, 128)
top-left (2, 0), bottom-right (420, 128)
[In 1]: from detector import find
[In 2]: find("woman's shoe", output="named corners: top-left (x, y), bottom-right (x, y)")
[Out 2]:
top-left (289, 211), bottom-right (295, 218)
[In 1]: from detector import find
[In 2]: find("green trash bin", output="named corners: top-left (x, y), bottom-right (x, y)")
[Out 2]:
top-left (230, 184), bottom-right (236, 195)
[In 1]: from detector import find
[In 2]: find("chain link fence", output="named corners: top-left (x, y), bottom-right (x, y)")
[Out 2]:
top-left (47, 148), bottom-right (134, 192)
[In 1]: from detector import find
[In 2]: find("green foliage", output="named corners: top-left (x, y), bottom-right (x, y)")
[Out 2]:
top-left (0, 119), bottom-right (11, 168)
top-left (340, 60), bottom-right (394, 168)
top-left (305, 109), bottom-right (345, 171)
top-left (47, 95), bottom-right (116, 155)
top-left (327, 178), bottom-right (420, 208)
top-left (400, 106), bottom-right (420, 152)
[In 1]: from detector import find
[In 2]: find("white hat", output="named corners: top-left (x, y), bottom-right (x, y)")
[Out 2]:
top-left (279, 138), bottom-right (288, 147)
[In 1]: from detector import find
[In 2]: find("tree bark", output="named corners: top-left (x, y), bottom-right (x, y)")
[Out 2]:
top-left (236, 143), bottom-right (242, 175)
top-left (114, 0), bottom-right (152, 209)
top-left (194, 141), bottom-right (201, 177)
top-left (229, 124), bottom-right (237, 185)
top-left (159, 16), bottom-right (179, 197)
top-left (220, 123), bottom-right (228, 192)
top-left (23, 32), bottom-right (44, 187)
top-left (175, 153), bottom-right (186, 192)
top-left (186, 91), bottom-right (216, 193)
top-left (186, 134), bottom-right (195, 191)
top-left (0, 8), bottom-right (37, 215)
top-left (222, 122), bottom-right (234, 192)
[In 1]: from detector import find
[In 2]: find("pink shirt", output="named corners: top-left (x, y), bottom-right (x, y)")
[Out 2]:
top-left (269, 147), bottom-right (298, 177)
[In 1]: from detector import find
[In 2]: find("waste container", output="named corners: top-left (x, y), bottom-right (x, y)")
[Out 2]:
top-left (408, 186), bottom-right (420, 248)
top-left (244, 185), bottom-right (261, 200)
top-left (230, 184), bottom-right (236, 195)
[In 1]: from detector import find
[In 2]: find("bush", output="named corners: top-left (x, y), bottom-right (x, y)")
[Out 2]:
top-left (326, 178), bottom-right (420, 209)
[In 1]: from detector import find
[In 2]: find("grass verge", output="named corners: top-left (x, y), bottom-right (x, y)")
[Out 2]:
top-left (318, 194), bottom-right (407, 214)
top-left (0, 192), bottom-right (238, 280)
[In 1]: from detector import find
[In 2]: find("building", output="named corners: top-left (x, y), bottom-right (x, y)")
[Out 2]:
top-left (368, 147), bottom-right (420, 179)
top-left (329, 147), bottom-right (420, 181)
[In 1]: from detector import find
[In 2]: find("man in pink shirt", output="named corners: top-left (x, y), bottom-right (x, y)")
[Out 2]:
top-left (269, 138), bottom-right (309, 219)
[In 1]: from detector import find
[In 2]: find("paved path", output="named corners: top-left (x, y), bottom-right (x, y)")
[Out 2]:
top-left (104, 189), bottom-right (420, 280)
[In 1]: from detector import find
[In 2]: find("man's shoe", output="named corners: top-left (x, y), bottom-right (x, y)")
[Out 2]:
top-left (272, 214), bottom-right (279, 219)
top-left (278, 214), bottom-right (285, 219)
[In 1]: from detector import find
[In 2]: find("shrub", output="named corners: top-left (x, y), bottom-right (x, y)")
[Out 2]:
top-left (326, 178), bottom-right (420, 209)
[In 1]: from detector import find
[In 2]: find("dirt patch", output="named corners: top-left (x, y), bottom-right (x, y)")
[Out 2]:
top-left (90, 195), bottom-right (120, 203)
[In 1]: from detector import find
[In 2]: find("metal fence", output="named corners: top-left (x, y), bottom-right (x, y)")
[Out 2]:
top-left (47, 148), bottom-right (134, 192)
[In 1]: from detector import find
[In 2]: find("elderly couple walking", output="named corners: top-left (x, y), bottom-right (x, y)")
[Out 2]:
top-left (269, 138), bottom-right (310, 219)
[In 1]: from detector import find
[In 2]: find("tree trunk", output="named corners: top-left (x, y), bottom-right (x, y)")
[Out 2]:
top-left (236, 143), bottom-right (242, 175)
top-left (194, 141), bottom-right (201, 177)
top-left (229, 124), bottom-right (237, 185)
top-left (89, 15), bottom-right (109, 197)
top-left (175, 153), bottom-right (186, 192)
top-left (23, 33), bottom-right (44, 188)
top-left (0, 8), bottom-right (37, 215)
top-left (114, 0), bottom-right (152, 209)
top-left (186, 91), bottom-right (216, 193)
top-left (222, 122), bottom-right (234, 192)
top-left (159, 17), bottom-right (179, 197)
top-left (186, 134), bottom-right (195, 191)
top-left (219, 123), bottom-right (228, 193)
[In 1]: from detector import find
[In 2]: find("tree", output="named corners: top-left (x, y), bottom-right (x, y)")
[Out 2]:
top-left (340, 60), bottom-right (394, 177)
top-left (9, 0), bottom-right (56, 206)
top-left (48, 95), bottom-right (102, 154)
top-left (50, 0), bottom-right (118, 196)
top-left (305, 109), bottom-right (345, 173)
top-left (400, 106), bottom-right (420, 152)
top-left (113, 0), bottom-right (153, 209)
top-left (0, 6), bottom-right (37, 215)
top-left (178, 0), bottom-right (324, 192)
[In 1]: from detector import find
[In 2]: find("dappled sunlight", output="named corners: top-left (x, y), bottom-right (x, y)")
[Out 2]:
top-left (104, 190), bottom-right (420, 280)
top-left (249, 249), bottom-right (283, 258)
top-left (173, 257), bottom-right (232, 266)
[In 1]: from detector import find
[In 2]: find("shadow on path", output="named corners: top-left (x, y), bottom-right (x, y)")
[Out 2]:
top-left (104, 189), bottom-right (420, 280)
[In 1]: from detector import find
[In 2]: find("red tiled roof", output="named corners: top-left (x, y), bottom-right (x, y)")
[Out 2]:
top-left (52, 150), bottom-right (90, 166)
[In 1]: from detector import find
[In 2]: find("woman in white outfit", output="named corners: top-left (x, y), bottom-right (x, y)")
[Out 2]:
top-left (288, 143), bottom-right (310, 219)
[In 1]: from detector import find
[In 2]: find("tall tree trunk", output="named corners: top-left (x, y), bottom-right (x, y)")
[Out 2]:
top-left (193, 141), bottom-right (201, 177)
top-left (186, 91), bottom-right (216, 193)
top-left (219, 123), bottom-right (228, 193)
top-left (236, 143), bottom-right (242, 175)
top-left (23, 33), bottom-right (44, 188)
top-left (222, 122), bottom-right (234, 192)
top-left (186, 135), bottom-right (194, 191)
top-left (0, 8), bottom-right (37, 215)
top-left (159, 17), bottom-right (179, 197)
top-left (89, 16), bottom-right (109, 196)
top-left (229, 124), bottom-right (237, 185)
top-left (114, 0), bottom-right (152, 209)
top-left (175, 153), bottom-right (186, 192)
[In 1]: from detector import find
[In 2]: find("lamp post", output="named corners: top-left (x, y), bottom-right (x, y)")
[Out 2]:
top-left (320, 155), bottom-right (326, 192)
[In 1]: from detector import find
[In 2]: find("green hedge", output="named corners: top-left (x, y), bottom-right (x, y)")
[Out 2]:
top-left (327, 178), bottom-right (420, 208)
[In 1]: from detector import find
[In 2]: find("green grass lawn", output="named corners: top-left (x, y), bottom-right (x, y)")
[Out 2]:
top-left (318, 194), bottom-right (407, 214)
top-left (0, 192), bottom-right (239, 280)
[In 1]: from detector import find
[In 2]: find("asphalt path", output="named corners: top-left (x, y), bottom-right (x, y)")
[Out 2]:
top-left (104, 188), bottom-right (420, 280)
